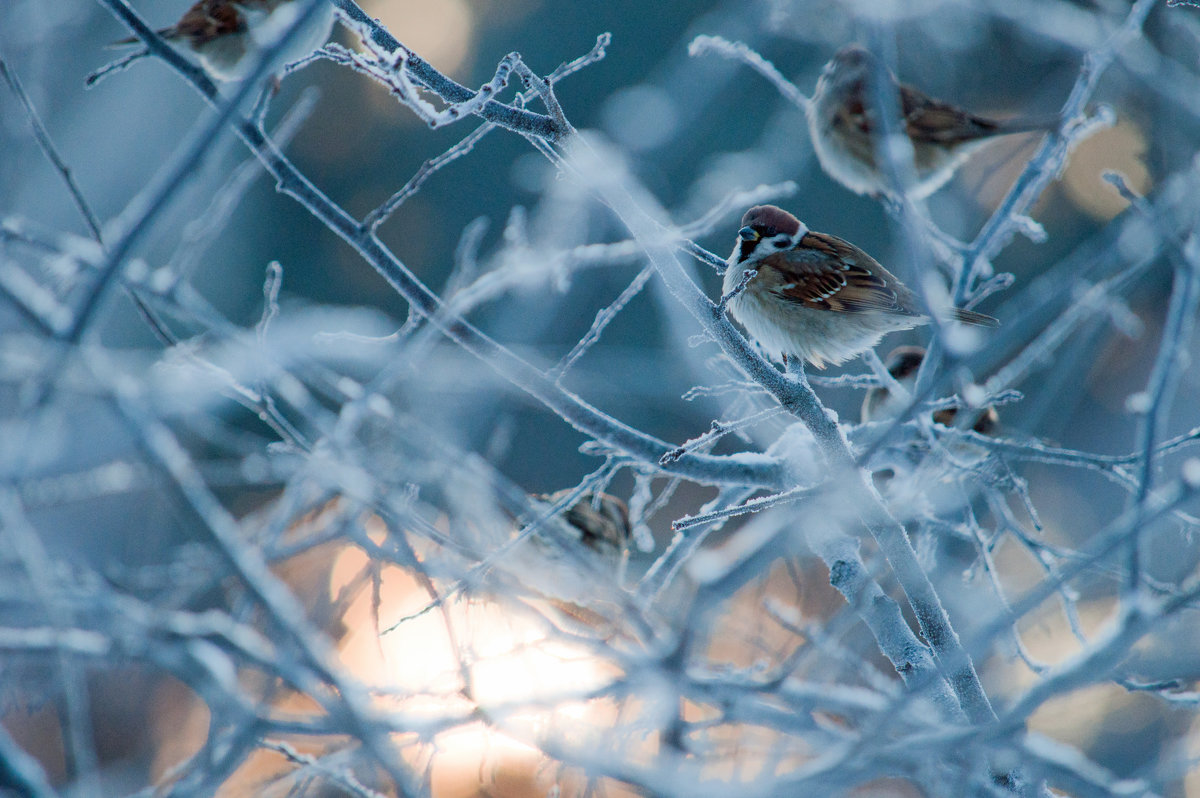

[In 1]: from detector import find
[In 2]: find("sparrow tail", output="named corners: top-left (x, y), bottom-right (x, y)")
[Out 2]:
top-left (950, 307), bottom-right (1000, 328)
top-left (991, 113), bottom-right (1062, 135)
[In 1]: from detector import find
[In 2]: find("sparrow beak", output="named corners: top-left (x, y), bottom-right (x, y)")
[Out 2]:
top-left (738, 226), bottom-right (760, 242)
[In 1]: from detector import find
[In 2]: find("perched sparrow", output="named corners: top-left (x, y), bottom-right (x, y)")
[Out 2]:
top-left (724, 205), bottom-right (997, 368)
top-left (808, 44), bottom-right (1057, 199)
top-left (861, 346), bottom-right (999, 434)
top-left (506, 490), bottom-right (631, 619)
top-left (537, 489), bottom-right (631, 559)
top-left (113, 0), bottom-right (336, 82)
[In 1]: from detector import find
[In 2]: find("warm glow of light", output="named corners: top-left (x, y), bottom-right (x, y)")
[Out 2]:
top-left (329, 535), bottom-right (627, 796)
top-left (359, 0), bottom-right (475, 78)
top-left (1060, 119), bottom-right (1151, 221)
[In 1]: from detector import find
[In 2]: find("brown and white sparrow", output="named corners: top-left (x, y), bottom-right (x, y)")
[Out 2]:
top-left (808, 44), bottom-right (1057, 199)
top-left (724, 205), bottom-right (997, 368)
top-left (537, 489), bottom-right (631, 559)
top-left (506, 490), bottom-right (632, 618)
top-left (113, 0), bottom-right (336, 82)
top-left (861, 346), bottom-right (999, 434)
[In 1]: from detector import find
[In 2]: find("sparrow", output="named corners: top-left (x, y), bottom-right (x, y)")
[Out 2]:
top-left (808, 44), bottom-right (1058, 199)
top-left (861, 346), bottom-right (999, 434)
top-left (724, 205), bottom-right (997, 368)
top-left (506, 490), bottom-right (632, 621)
top-left (112, 0), bottom-right (336, 83)
top-left (536, 489), bottom-right (632, 559)
top-left (858, 346), bottom-right (1002, 520)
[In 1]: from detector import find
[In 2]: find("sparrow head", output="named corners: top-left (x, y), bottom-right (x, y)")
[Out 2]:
top-left (817, 44), bottom-right (893, 105)
top-left (734, 205), bottom-right (809, 265)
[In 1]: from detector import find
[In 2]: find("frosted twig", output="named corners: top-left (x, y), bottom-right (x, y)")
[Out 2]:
top-left (511, 59), bottom-right (570, 136)
top-left (330, 0), bottom-right (566, 140)
top-left (688, 35), bottom-right (812, 113)
top-left (807, 529), bottom-right (963, 718)
top-left (551, 263), bottom-right (655, 382)
top-left (548, 33), bottom-right (610, 83)
top-left (966, 518), bottom-right (1051, 675)
top-left (671, 482), bottom-right (820, 531)
top-left (955, 0), bottom-right (1156, 302)
top-left (0, 493), bottom-right (102, 797)
top-left (677, 181), bottom-right (798, 238)
top-left (659, 406), bottom-right (786, 466)
top-left (106, 385), bottom-right (422, 794)
top-left (808, 373), bottom-right (884, 390)
top-left (385, 48), bottom-right (517, 130)
top-left (83, 48), bottom-right (148, 88)
top-left (638, 485), bottom-right (756, 599)
top-left (0, 57), bottom-right (103, 243)
top-left (1125, 231), bottom-right (1200, 591)
top-left (682, 380), bottom-right (770, 400)
top-left (717, 268), bottom-right (756, 313)
top-left (80, 0), bottom-right (329, 346)
top-left (681, 238), bottom-right (730, 272)
top-left (364, 121), bottom-right (494, 231)
top-left (260, 741), bottom-right (388, 798)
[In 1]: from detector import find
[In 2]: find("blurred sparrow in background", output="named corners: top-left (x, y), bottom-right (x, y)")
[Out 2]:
top-left (513, 490), bottom-right (632, 622)
top-left (808, 44), bottom-right (1058, 199)
top-left (112, 0), bottom-right (336, 83)
top-left (861, 346), bottom-right (1000, 434)
top-left (537, 489), bottom-right (631, 559)
top-left (724, 205), bottom-right (997, 368)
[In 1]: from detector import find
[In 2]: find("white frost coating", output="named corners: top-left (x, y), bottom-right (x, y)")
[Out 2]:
top-left (941, 323), bottom-right (985, 355)
top-left (1116, 216), bottom-right (1155, 263)
top-left (336, 376), bottom-right (364, 401)
top-left (0, 263), bottom-right (72, 334)
top-left (686, 509), bottom-right (785, 585)
top-left (768, 421), bottom-right (824, 484)
top-left (1011, 214), bottom-right (1048, 244)
top-left (1125, 391), bottom-right (1151, 414)
top-left (685, 548), bottom-right (728, 584)
top-left (366, 393), bottom-right (394, 420)
top-left (962, 383), bottom-right (987, 408)
top-left (188, 639), bottom-right (239, 693)
top-left (149, 266), bottom-right (175, 293)
top-left (1183, 458), bottom-right (1200, 488)
top-left (123, 258), bottom-right (149, 283)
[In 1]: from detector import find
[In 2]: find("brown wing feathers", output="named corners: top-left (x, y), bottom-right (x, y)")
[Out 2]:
top-left (171, 1), bottom-right (246, 43)
top-left (767, 232), bottom-right (912, 316)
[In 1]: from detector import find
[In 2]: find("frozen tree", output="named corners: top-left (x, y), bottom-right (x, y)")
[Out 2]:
top-left (1, 0), bottom-right (1199, 796)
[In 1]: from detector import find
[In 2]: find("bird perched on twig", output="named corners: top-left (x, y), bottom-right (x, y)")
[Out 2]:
top-left (540, 489), bottom-right (632, 559)
top-left (508, 490), bottom-right (633, 626)
top-left (111, 0), bottom-right (336, 83)
top-left (808, 44), bottom-right (1058, 199)
top-left (723, 205), bottom-right (997, 368)
top-left (861, 346), bottom-right (1000, 434)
